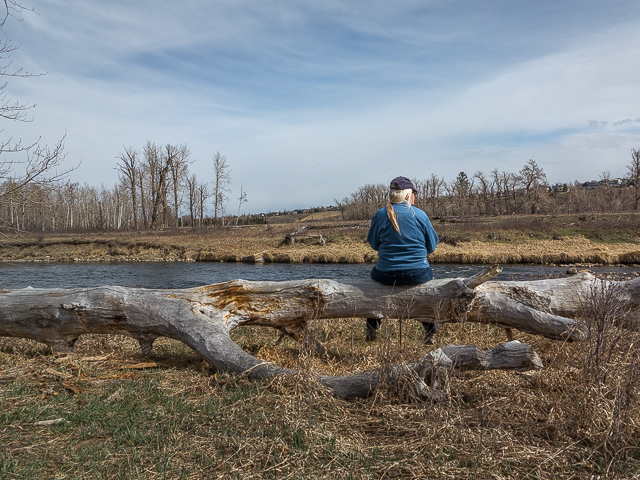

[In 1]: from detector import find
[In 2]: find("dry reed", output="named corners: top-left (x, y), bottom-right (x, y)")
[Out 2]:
top-left (1, 215), bottom-right (640, 265)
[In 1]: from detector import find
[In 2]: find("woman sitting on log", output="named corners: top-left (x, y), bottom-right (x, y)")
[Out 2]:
top-left (366, 176), bottom-right (440, 343)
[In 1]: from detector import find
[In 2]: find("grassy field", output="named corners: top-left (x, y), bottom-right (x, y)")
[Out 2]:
top-left (2, 286), bottom-right (640, 479)
top-left (1, 213), bottom-right (640, 265)
top-left (1, 214), bottom-right (640, 478)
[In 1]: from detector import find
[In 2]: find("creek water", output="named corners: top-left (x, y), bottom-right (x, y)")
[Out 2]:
top-left (1, 262), bottom-right (638, 289)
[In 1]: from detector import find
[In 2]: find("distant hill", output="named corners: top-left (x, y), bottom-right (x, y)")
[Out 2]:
top-left (300, 211), bottom-right (342, 222)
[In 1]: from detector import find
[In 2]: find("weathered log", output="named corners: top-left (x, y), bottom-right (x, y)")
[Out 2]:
top-left (316, 341), bottom-right (541, 400)
top-left (441, 341), bottom-right (542, 371)
top-left (1, 269), bottom-right (635, 399)
top-left (467, 271), bottom-right (640, 340)
top-left (241, 250), bottom-right (268, 264)
top-left (279, 225), bottom-right (309, 246)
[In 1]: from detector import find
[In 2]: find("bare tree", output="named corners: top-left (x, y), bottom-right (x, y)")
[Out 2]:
top-left (425, 173), bottom-right (446, 217)
top-left (186, 174), bottom-right (198, 227)
top-left (59, 181), bottom-right (78, 230)
top-left (595, 170), bottom-right (616, 213)
top-left (142, 142), bottom-right (174, 229)
top-left (235, 185), bottom-right (247, 225)
top-left (142, 142), bottom-right (159, 228)
top-left (212, 151), bottom-right (231, 223)
top-left (115, 147), bottom-right (140, 229)
top-left (168, 144), bottom-right (190, 228)
top-left (185, 174), bottom-right (210, 228)
top-left (198, 182), bottom-right (212, 226)
top-left (0, 1), bottom-right (70, 230)
top-left (494, 170), bottom-right (519, 214)
top-left (473, 170), bottom-right (496, 216)
top-left (519, 159), bottom-right (547, 214)
top-left (627, 148), bottom-right (640, 211)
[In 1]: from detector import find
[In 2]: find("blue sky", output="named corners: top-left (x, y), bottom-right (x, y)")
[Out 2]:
top-left (5, 0), bottom-right (640, 213)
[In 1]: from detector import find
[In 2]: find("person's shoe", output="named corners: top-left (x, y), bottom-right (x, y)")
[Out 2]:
top-left (366, 318), bottom-right (380, 341)
top-left (421, 321), bottom-right (439, 345)
top-left (423, 331), bottom-right (436, 345)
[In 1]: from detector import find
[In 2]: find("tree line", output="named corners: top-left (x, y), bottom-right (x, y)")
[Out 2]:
top-left (0, 2), bottom-right (249, 234)
top-left (336, 154), bottom-right (640, 221)
top-left (0, 142), bottom-right (242, 232)
top-left (3, 151), bottom-right (640, 233)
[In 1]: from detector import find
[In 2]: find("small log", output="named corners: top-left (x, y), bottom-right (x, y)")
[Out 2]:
top-left (315, 342), bottom-right (540, 400)
top-left (441, 341), bottom-right (542, 370)
top-left (242, 250), bottom-right (268, 264)
top-left (279, 225), bottom-right (308, 246)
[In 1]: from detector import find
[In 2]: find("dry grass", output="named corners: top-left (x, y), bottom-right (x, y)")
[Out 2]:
top-left (2, 295), bottom-right (639, 479)
top-left (0, 223), bottom-right (375, 264)
top-left (431, 237), bottom-right (640, 265)
top-left (2, 214), bottom-right (640, 477)
top-left (1, 213), bottom-right (640, 265)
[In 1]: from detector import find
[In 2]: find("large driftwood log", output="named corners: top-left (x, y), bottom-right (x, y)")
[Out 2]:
top-left (1, 268), bottom-right (636, 399)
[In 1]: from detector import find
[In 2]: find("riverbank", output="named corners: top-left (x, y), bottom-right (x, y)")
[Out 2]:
top-left (2, 214), bottom-right (640, 265)
top-left (2, 213), bottom-right (640, 478)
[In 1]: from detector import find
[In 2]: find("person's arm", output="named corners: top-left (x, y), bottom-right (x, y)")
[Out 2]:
top-left (367, 212), bottom-right (381, 251)
top-left (420, 213), bottom-right (439, 254)
top-left (425, 223), bottom-right (439, 255)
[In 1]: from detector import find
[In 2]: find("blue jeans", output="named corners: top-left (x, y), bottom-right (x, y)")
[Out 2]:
top-left (370, 266), bottom-right (434, 286)
top-left (366, 266), bottom-right (438, 339)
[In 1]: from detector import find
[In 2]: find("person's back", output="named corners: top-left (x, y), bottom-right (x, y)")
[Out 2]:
top-left (368, 202), bottom-right (438, 273)
top-left (365, 176), bottom-right (440, 342)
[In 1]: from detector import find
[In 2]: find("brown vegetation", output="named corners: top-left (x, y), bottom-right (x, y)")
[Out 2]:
top-left (1, 284), bottom-right (638, 478)
top-left (1, 213), bottom-right (640, 265)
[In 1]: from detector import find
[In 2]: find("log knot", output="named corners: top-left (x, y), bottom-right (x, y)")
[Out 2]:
top-left (450, 285), bottom-right (477, 319)
top-left (507, 286), bottom-right (552, 314)
top-left (60, 303), bottom-right (87, 312)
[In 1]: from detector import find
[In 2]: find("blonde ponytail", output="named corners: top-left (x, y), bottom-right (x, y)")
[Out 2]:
top-left (386, 188), bottom-right (412, 235)
top-left (386, 202), bottom-right (400, 234)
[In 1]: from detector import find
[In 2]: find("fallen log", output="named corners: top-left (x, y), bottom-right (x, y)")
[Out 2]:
top-left (1, 268), bottom-right (636, 399)
top-left (241, 250), bottom-right (269, 264)
top-left (468, 271), bottom-right (640, 340)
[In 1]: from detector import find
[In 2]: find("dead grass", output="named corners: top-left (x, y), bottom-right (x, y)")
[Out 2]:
top-left (431, 237), bottom-right (640, 265)
top-left (2, 215), bottom-right (639, 478)
top-left (1, 213), bottom-right (640, 265)
top-left (0, 223), bottom-right (375, 264)
top-left (2, 299), bottom-right (639, 479)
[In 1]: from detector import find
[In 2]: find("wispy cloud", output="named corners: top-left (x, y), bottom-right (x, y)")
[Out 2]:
top-left (4, 0), bottom-right (640, 211)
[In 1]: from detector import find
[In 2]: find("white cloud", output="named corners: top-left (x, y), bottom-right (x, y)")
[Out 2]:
top-left (3, 1), bottom-right (640, 212)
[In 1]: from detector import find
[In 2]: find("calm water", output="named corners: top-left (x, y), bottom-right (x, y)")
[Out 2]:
top-left (1, 262), bottom-right (638, 289)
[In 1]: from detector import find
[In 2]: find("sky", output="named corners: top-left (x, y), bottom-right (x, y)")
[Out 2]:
top-left (3, 0), bottom-right (640, 214)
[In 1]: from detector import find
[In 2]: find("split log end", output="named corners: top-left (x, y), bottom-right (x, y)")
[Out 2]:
top-left (463, 265), bottom-right (503, 289)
